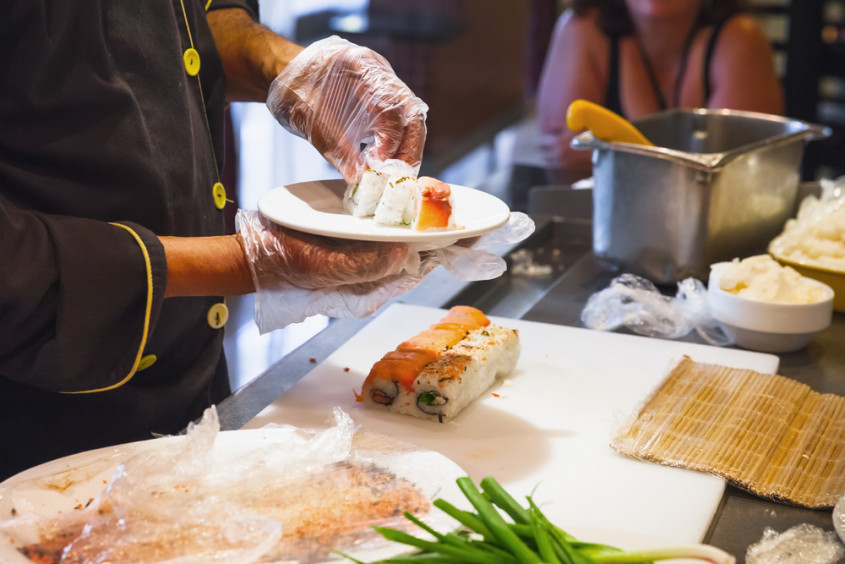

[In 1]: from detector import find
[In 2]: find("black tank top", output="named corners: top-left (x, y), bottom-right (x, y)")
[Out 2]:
top-left (604, 18), bottom-right (731, 119)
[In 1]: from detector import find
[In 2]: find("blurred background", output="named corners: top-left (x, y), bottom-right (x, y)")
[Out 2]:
top-left (223, 0), bottom-right (845, 390)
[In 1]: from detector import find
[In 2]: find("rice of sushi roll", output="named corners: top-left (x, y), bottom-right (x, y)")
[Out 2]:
top-left (411, 325), bottom-right (520, 422)
top-left (374, 174), bottom-right (417, 226)
top-left (343, 167), bottom-right (387, 217)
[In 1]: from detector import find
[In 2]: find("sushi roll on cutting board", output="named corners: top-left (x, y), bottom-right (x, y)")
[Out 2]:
top-left (358, 306), bottom-right (520, 422)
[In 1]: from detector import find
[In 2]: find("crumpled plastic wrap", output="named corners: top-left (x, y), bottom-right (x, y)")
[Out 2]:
top-left (0, 408), bottom-right (454, 564)
top-left (581, 273), bottom-right (732, 346)
top-left (746, 524), bottom-right (845, 564)
top-left (239, 210), bottom-right (535, 333)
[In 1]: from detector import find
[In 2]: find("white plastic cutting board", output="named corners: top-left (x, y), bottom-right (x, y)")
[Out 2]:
top-left (245, 303), bottom-right (780, 548)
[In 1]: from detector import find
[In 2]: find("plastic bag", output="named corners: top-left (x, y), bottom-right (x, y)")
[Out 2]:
top-left (238, 210), bottom-right (534, 333)
top-left (746, 524), bottom-right (845, 564)
top-left (581, 273), bottom-right (733, 346)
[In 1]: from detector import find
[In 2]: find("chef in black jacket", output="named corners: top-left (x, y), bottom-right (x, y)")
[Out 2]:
top-left (0, 1), bottom-right (428, 479)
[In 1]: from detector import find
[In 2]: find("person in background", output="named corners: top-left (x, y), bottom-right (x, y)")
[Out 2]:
top-left (536, 0), bottom-right (784, 182)
top-left (0, 1), bottom-right (428, 479)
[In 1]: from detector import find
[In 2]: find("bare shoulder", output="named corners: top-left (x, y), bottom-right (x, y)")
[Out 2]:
top-left (715, 14), bottom-right (772, 51)
top-left (707, 13), bottom-right (784, 114)
top-left (552, 8), bottom-right (607, 53)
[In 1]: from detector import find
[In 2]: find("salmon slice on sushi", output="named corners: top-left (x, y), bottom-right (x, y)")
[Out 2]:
top-left (413, 176), bottom-right (456, 231)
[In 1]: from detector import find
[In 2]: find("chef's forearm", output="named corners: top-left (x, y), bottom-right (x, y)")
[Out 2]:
top-left (159, 234), bottom-right (254, 298)
top-left (206, 8), bottom-right (303, 102)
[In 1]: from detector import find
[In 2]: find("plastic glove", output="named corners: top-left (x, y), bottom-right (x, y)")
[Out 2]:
top-left (427, 212), bottom-right (536, 281)
top-left (237, 210), bottom-right (436, 332)
top-left (237, 211), bottom-right (536, 333)
top-left (267, 35), bottom-right (428, 184)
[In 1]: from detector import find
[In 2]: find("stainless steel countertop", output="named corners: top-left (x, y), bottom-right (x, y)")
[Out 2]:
top-left (217, 213), bottom-right (843, 561)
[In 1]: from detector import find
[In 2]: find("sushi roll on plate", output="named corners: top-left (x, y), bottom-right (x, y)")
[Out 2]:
top-left (374, 175), bottom-right (417, 226)
top-left (343, 168), bottom-right (388, 217)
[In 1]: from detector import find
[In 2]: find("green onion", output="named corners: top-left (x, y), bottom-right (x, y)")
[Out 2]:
top-left (457, 477), bottom-right (542, 564)
top-left (432, 499), bottom-right (494, 540)
top-left (372, 526), bottom-right (506, 564)
top-left (418, 392), bottom-right (437, 405)
top-left (592, 545), bottom-right (734, 563)
top-left (528, 502), bottom-right (560, 564)
top-left (349, 476), bottom-right (735, 564)
top-left (526, 496), bottom-right (597, 564)
top-left (479, 476), bottom-right (530, 525)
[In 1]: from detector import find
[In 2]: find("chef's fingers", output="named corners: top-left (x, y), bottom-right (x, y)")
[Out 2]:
top-left (309, 119), bottom-right (361, 184)
top-left (273, 227), bottom-right (411, 288)
top-left (238, 210), bottom-right (415, 291)
top-left (335, 254), bottom-right (439, 296)
top-left (370, 100), bottom-right (426, 169)
top-left (267, 36), bottom-right (427, 185)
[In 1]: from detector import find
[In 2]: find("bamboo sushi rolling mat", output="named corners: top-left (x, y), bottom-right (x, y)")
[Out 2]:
top-left (611, 356), bottom-right (845, 508)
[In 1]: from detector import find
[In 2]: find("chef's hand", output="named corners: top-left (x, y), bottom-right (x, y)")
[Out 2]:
top-left (266, 36), bottom-right (428, 184)
top-left (237, 210), bottom-right (435, 332)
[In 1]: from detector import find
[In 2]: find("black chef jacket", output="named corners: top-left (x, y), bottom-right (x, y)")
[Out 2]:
top-left (0, 0), bottom-right (259, 480)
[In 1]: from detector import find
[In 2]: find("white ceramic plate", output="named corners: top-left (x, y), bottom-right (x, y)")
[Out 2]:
top-left (257, 179), bottom-right (510, 245)
top-left (0, 428), bottom-right (467, 563)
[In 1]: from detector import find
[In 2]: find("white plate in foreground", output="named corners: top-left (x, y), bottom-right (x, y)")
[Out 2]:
top-left (0, 428), bottom-right (467, 564)
top-left (258, 179), bottom-right (510, 245)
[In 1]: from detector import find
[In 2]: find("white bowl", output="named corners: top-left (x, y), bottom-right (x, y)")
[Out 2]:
top-left (707, 273), bottom-right (834, 353)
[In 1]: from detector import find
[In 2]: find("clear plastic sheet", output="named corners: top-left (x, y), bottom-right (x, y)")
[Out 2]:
top-left (746, 524), bottom-right (845, 564)
top-left (0, 408), bottom-right (458, 563)
top-left (239, 210), bottom-right (534, 333)
top-left (581, 273), bottom-right (733, 346)
top-left (427, 211), bottom-right (536, 282)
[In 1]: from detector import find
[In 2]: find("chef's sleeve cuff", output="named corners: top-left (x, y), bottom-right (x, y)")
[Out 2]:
top-left (15, 217), bottom-right (168, 393)
top-left (60, 222), bottom-right (162, 393)
top-left (206, 0), bottom-right (259, 20)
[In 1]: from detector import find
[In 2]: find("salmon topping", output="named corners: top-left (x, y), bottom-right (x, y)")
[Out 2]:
top-left (362, 306), bottom-right (490, 394)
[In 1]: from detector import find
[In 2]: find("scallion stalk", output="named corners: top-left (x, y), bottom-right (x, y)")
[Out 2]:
top-left (591, 545), bottom-right (735, 564)
top-left (457, 477), bottom-right (543, 564)
top-left (479, 476), bottom-right (530, 525)
top-left (351, 477), bottom-right (736, 564)
top-left (432, 498), bottom-right (495, 540)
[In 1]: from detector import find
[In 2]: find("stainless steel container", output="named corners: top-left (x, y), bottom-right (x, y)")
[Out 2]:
top-left (572, 109), bottom-right (830, 283)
